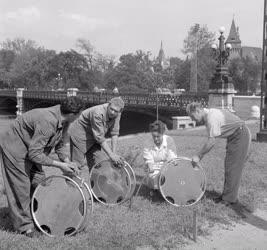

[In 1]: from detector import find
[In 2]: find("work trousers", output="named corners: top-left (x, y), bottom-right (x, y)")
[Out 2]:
top-left (0, 146), bottom-right (45, 233)
top-left (222, 125), bottom-right (251, 203)
top-left (69, 138), bottom-right (108, 179)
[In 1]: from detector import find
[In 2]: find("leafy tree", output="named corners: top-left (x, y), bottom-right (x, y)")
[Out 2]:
top-left (228, 56), bottom-right (261, 93)
top-left (105, 50), bottom-right (155, 92)
top-left (0, 49), bottom-right (15, 88)
top-left (47, 50), bottom-right (89, 89)
top-left (182, 24), bottom-right (216, 92)
top-left (173, 57), bottom-right (191, 91)
top-left (1, 38), bottom-right (38, 55)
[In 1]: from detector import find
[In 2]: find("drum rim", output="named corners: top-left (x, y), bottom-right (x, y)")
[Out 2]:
top-left (123, 161), bottom-right (137, 200)
top-left (31, 175), bottom-right (87, 237)
top-left (158, 157), bottom-right (207, 207)
top-left (89, 159), bottom-right (132, 206)
top-left (75, 175), bottom-right (94, 213)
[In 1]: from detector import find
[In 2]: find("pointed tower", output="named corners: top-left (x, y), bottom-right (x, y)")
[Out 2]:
top-left (156, 41), bottom-right (169, 70)
top-left (226, 18), bottom-right (242, 58)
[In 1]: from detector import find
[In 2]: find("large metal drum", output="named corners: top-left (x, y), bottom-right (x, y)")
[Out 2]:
top-left (89, 159), bottom-right (132, 205)
top-left (31, 175), bottom-right (93, 237)
top-left (159, 157), bottom-right (206, 207)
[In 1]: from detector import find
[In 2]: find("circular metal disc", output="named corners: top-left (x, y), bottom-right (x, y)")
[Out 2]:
top-left (159, 157), bottom-right (206, 207)
top-left (31, 175), bottom-right (86, 237)
top-left (89, 159), bottom-right (132, 205)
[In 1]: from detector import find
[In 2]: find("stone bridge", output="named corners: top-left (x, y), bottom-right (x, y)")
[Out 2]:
top-left (0, 88), bottom-right (208, 134)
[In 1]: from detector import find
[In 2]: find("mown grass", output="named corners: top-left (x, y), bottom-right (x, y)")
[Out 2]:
top-left (0, 120), bottom-right (266, 249)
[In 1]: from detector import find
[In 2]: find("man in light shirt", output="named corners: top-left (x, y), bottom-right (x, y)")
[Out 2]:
top-left (186, 102), bottom-right (251, 206)
top-left (143, 120), bottom-right (177, 190)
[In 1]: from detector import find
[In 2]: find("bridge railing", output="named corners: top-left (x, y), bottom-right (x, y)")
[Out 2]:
top-left (23, 90), bottom-right (67, 100)
top-left (0, 89), bottom-right (209, 108)
top-left (0, 89), bottom-right (17, 97)
top-left (78, 91), bottom-right (209, 108)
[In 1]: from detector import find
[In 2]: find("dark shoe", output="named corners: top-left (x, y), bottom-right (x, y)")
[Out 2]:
top-left (217, 199), bottom-right (238, 207)
top-left (22, 228), bottom-right (42, 238)
top-left (213, 196), bottom-right (238, 206)
top-left (213, 196), bottom-right (223, 204)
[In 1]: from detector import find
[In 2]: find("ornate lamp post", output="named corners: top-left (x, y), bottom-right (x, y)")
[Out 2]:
top-left (209, 27), bottom-right (236, 111)
top-left (56, 73), bottom-right (63, 90)
top-left (256, 0), bottom-right (267, 142)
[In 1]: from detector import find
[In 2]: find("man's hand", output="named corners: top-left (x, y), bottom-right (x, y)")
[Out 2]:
top-left (191, 155), bottom-right (200, 168)
top-left (110, 153), bottom-right (124, 167)
top-left (59, 162), bottom-right (80, 176)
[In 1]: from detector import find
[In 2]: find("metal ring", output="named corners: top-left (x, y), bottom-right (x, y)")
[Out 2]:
top-left (89, 159), bottom-right (132, 206)
top-left (159, 157), bottom-right (206, 207)
top-left (31, 175), bottom-right (87, 237)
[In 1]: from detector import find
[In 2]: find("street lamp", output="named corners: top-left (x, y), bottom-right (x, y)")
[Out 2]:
top-left (208, 27), bottom-right (236, 111)
top-left (56, 73), bottom-right (63, 90)
top-left (211, 27), bottom-right (232, 69)
top-left (209, 26), bottom-right (233, 91)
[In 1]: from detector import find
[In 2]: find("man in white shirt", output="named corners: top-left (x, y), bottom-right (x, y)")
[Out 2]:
top-left (186, 102), bottom-right (251, 206)
top-left (143, 120), bottom-right (177, 190)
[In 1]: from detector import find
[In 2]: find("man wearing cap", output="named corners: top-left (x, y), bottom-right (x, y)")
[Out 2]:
top-left (0, 96), bottom-right (84, 237)
top-left (186, 102), bottom-right (251, 206)
top-left (68, 97), bottom-right (125, 170)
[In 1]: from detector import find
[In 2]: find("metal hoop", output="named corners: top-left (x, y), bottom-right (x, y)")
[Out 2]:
top-left (31, 175), bottom-right (87, 237)
top-left (159, 157), bottom-right (206, 207)
top-left (73, 175), bottom-right (94, 232)
top-left (89, 159), bottom-right (132, 206)
top-left (122, 161), bottom-right (137, 201)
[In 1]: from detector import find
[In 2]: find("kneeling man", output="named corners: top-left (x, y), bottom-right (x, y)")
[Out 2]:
top-left (143, 120), bottom-right (177, 190)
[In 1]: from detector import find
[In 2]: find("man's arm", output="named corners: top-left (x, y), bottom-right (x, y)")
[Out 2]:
top-left (111, 135), bottom-right (118, 153)
top-left (28, 122), bottom-right (79, 174)
top-left (192, 137), bottom-right (216, 165)
top-left (100, 140), bottom-right (123, 165)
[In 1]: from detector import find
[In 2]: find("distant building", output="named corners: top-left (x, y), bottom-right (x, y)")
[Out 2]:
top-left (155, 41), bottom-right (169, 70)
top-left (226, 18), bottom-right (262, 62)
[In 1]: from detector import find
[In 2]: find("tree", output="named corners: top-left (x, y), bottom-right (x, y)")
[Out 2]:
top-left (173, 57), bottom-right (191, 91)
top-left (0, 38), bottom-right (58, 89)
top-left (183, 24), bottom-right (216, 92)
top-left (47, 50), bottom-right (89, 89)
top-left (105, 50), bottom-right (155, 93)
top-left (228, 56), bottom-right (261, 93)
top-left (0, 49), bottom-right (15, 88)
top-left (1, 38), bottom-right (38, 55)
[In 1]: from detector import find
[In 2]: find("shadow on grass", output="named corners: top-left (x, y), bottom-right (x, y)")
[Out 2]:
top-left (134, 175), bottom-right (165, 203)
top-left (231, 203), bottom-right (267, 231)
top-left (204, 189), bottom-right (267, 231)
top-left (0, 206), bottom-right (13, 232)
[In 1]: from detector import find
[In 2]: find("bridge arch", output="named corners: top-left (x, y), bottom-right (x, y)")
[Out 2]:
top-left (0, 97), bottom-right (17, 115)
top-left (120, 108), bottom-right (173, 135)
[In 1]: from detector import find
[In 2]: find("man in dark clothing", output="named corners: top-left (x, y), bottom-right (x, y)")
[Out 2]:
top-left (0, 96), bottom-right (84, 237)
top-left (68, 97), bottom-right (125, 170)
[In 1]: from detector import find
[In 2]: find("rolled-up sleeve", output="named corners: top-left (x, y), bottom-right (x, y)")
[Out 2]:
top-left (28, 122), bottom-right (55, 166)
top-left (90, 112), bottom-right (106, 144)
top-left (110, 113), bottom-right (121, 136)
top-left (166, 137), bottom-right (177, 161)
top-left (143, 147), bottom-right (154, 165)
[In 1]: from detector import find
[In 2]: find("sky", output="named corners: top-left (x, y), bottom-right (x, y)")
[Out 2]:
top-left (0, 0), bottom-right (264, 59)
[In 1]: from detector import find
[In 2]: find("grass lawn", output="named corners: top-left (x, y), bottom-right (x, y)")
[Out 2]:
top-left (0, 120), bottom-right (266, 249)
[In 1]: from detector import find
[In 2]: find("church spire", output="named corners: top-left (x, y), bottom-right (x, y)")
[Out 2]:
top-left (226, 18), bottom-right (241, 46)
top-left (157, 41), bottom-right (166, 69)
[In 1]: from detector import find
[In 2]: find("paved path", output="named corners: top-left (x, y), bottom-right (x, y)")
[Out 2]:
top-left (183, 208), bottom-right (267, 250)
